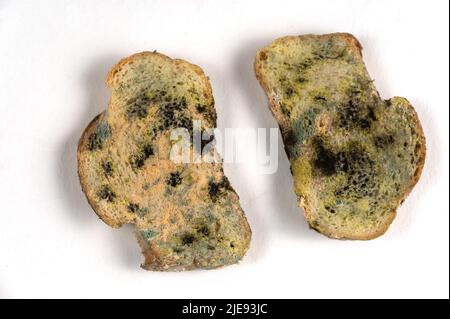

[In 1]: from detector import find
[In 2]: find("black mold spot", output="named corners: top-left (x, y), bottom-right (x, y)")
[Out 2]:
top-left (208, 177), bottom-right (232, 202)
top-left (201, 133), bottom-right (215, 153)
top-left (197, 224), bottom-right (210, 237)
top-left (101, 160), bottom-right (114, 176)
top-left (158, 97), bottom-right (193, 132)
top-left (285, 87), bottom-right (294, 97)
top-left (208, 181), bottom-right (220, 202)
top-left (360, 119), bottom-right (371, 129)
top-left (284, 129), bottom-right (297, 153)
top-left (335, 147), bottom-right (376, 200)
top-left (339, 83), bottom-right (378, 130)
top-left (97, 185), bottom-right (116, 202)
top-left (279, 102), bottom-right (291, 117)
top-left (130, 143), bottom-right (154, 169)
top-left (298, 58), bottom-right (314, 70)
top-left (197, 103), bottom-right (217, 125)
top-left (126, 95), bottom-right (152, 119)
top-left (127, 202), bottom-right (139, 213)
top-left (143, 144), bottom-right (153, 157)
top-left (181, 233), bottom-right (197, 246)
top-left (368, 106), bottom-right (377, 121)
top-left (313, 139), bottom-right (376, 199)
top-left (87, 134), bottom-right (101, 151)
top-left (374, 134), bottom-right (395, 149)
top-left (220, 177), bottom-right (232, 191)
top-left (166, 171), bottom-right (182, 187)
top-left (314, 95), bottom-right (327, 102)
top-left (199, 104), bottom-right (217, 127)
top-left (313, 138), bottom-right (339, 176)
top-left (339, 99), bottom-right (377, 130)
top-left (196, 104), bottom-right (206, 113)
top-left (339, 100), bottom-right (359, 128)
top-left (126, 91), bottom-right (197, 132)
top-left (127, 202), bottom-right (149, 217)
top-left (88, 122), bottom-right (111, 151)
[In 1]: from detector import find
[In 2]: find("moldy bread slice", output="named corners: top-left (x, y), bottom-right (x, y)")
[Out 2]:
top-left (78, 52), bottom-right (251, 270)
top-left (255, 33), bottom-right (425, 239)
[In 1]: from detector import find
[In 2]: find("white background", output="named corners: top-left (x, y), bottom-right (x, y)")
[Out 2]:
top-left (0, 0), bottom-right (448, 299)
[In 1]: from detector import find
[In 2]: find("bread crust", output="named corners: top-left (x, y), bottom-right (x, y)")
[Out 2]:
top-left (255, 33), bottom-right (426, 240)
top-left (77, 112), bottom-right (123, 228)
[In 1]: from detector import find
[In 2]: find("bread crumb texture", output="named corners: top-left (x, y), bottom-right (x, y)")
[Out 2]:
top-left (255, 33), bottom-right (425, 240)
top-left (78, 52), bottom-right (251, 270)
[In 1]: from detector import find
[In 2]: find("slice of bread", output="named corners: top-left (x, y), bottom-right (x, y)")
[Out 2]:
top-left (78, 52), bottom-right (251, 270)
top-left (255, 33), bottom-right (426, 240)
